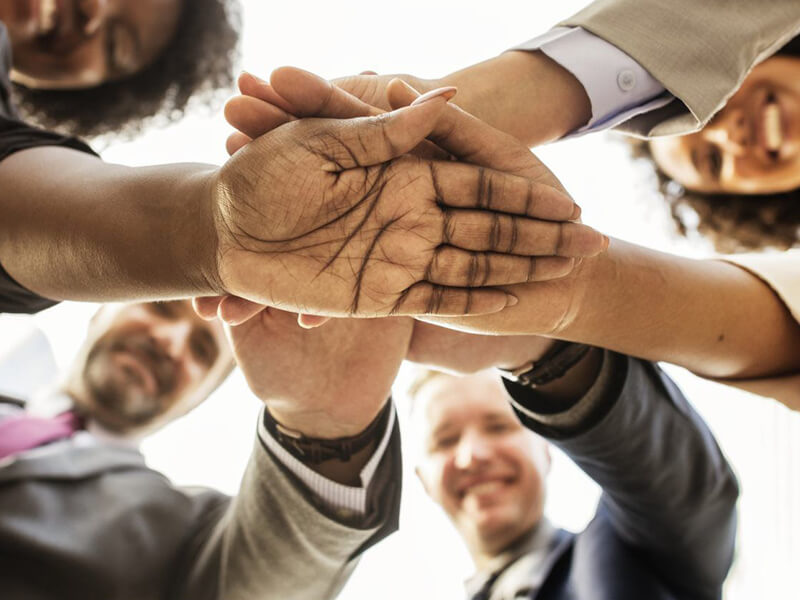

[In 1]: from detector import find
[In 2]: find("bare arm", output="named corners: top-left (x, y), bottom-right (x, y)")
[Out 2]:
top-left (439, 239), bottom-right (800, 380)
top-left (2, 97), bottom-right (604, 317)
top-left (0, 147), bottom-right (219, 303)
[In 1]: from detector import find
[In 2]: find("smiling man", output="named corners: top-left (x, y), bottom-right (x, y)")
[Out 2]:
top-left (408, 342), bottom-right (739, 600)
top-left (0, 300), bottom-right (404, 599)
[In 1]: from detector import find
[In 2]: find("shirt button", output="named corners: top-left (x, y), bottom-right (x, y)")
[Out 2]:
top-left (617, 69), bottom-right (636, 92)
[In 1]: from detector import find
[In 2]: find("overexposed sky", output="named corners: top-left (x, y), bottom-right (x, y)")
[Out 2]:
top-left (2, 1), bottom-right (800, 599)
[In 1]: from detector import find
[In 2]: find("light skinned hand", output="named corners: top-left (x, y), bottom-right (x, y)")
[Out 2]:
top-left (228, 306), bottom-right (413, 437)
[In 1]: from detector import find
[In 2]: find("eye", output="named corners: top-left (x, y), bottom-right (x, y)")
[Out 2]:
top-left (485, 422), bottom-right (511, 435)
top-left (431, 435), bottom-right (459, 451)
top-left (707, 146), bottom-right (723, 179)
top-left (190, 329), bottom-right (219, 368)
top-left (148, 302), bottom-right (177, 318)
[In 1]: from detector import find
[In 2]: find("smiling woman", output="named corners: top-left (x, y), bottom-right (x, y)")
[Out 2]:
top-left (635, 36), bottom-right (800, 252)
top-left (1, 0), bottom-right (241, 139)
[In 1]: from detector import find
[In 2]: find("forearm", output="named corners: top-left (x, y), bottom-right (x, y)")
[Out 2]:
top-left (440, 50), bottom-right (591, 145)
top-left (508, 354), bottom-right (738, 596)
top-left (0, 147), bottom-right (221, 303)
top-left (563, 239), bottom-right (800, 379)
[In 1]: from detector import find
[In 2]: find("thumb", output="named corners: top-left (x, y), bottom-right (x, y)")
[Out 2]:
top-left (310, 86), bottom-right (457, 169)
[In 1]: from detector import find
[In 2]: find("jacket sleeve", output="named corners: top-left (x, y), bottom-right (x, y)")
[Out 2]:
top-left (170, 408), bottom-right (402, 600)
top-left (505, 351), bottom-right (739, 599)
top-left (561, 0), bottom-right (800, 136)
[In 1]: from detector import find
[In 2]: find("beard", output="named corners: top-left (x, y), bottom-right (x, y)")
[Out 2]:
top-left (81, 334), bottom-right (177, 429)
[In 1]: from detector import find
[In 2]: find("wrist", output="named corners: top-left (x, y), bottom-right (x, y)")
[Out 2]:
top-left (266, 401), bottom-right (383, 439)
top-left (441, 51), bottom-right (591, 145)
top-left (172, 167), bottom-right (224, 297)
top-left (495, 338), bottom-right (557, 371)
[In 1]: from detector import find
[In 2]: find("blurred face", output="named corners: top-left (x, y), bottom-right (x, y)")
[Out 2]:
top-left (1, 0), bottom-right (182, 90)
top-left (70, 300), bottom-right (230, 433)
top-left (650, 56), bottom-right (800, 195)
top-left (415, 373), bottom-right (550, 558)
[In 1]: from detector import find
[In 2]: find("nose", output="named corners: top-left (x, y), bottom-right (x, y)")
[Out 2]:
top-left (454, 430), bottom-right (492, 471)
top-left (151, 321), bottom-right (193, 361)
top-left (703, 108), bottom-right (751, 156)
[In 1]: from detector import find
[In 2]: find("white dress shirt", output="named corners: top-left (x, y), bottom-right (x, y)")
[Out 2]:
top-left (513, 27), bottom-right (674, 136)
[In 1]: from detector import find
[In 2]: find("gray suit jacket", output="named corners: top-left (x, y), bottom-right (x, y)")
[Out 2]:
top-left (0, 410), bottom-right (401, 600)
top-left (561, 0), bottom-right (800, 136)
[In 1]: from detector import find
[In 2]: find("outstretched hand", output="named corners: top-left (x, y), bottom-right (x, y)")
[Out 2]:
top-left (197, 68), bottom-right (607, 331)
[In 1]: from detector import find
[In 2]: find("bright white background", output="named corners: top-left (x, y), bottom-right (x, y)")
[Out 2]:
top-left (2, 1), bottom-right (800, 598)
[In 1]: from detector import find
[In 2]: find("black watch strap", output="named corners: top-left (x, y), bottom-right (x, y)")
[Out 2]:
top-left (501, 342), bottom-right (592, 388)
top-left (262, 400), bottom-right (392, 465)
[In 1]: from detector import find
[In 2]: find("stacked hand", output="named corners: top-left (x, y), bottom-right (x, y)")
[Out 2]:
top-left (198, 67), bottom-right (607, 335)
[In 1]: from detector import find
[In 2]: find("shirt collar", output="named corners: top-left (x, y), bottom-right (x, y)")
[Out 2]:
top-left (464, 518), bottom-right (557, 600)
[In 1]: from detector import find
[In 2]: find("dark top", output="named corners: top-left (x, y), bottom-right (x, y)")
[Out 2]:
top-left (0, 22), bottom-right (98, 314)
top-left (491, 352), bottom-right (739, 600)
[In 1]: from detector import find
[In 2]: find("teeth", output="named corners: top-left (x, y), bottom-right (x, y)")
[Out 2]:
top-left (765, 103), bottom-right (783, 151)
top-left (38, 0), bottom-right (58, 35)
top-left (466, 481), bottom-right (502, 496)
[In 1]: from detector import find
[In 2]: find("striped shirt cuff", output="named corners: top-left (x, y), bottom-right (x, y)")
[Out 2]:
top-left (257, 404), bottom-right (395, 516)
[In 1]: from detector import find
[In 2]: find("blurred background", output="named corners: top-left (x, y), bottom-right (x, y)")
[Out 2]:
top-left (2, 1), bottom-right (799, 598)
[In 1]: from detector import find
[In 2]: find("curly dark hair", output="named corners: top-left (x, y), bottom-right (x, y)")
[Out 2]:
top-left (10, 0), bottom-right (241, 141)
top-left (632, 36), bottom-right (800, 254)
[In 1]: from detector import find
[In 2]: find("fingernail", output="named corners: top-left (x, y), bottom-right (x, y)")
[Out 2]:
top-left (241, 70), bottom-right (267, 85)
top-left (603, 235), bottom-right (611, 250)
top-left (505, 294), bottom-right (519, 307)
top-left (571, 204), bottom-right (582, 221)
top-left (410, 86), bottom-right (458, 106)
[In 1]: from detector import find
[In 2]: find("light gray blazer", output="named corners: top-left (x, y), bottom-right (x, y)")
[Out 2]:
top-left (0, 417), bottom-right (401, 600)
top-left (562, 0), bottom-right (800, 136)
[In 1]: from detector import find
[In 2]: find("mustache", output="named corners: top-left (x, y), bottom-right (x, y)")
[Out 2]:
top-left (108, 335), bottom-right (177, 398)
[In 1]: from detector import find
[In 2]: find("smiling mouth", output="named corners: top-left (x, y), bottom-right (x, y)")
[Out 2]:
top-left (460, 479), bottom-right (511, 499)
top-left (114, 350), bottom-right (159, 398)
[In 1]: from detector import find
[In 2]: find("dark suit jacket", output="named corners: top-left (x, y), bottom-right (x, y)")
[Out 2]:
top-left (488, 352), bottom-right (738, 600)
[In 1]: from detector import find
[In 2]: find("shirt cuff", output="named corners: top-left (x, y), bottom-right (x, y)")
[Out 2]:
top-left (257, 404), bottom-right (395, 517)
top-left (503, 350), bottom-right (628, 439)
top-left (511, 27), bottom-right (673, 137)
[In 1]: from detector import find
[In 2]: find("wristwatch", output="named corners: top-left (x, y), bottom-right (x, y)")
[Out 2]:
top-left (499, 341), bottom-right (592, 388)
top-left (262, 400), bottom-right (392, 465)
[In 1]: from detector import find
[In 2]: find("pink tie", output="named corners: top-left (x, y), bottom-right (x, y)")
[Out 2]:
top-left (0, 411), bottom-right (81, 459)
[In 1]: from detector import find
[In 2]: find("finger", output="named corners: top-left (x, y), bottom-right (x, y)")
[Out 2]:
top-left (426, 248), bottom-right (576, 286)
top-left (440, 210), bottom-right (608, 257)
top-left (429, 160), bottom-right (580, 223)
top-left (297, 314), bottom-right (332, 328)
top-left (389, 79), bottom-right (568, 193)
top-left (226, 131), bottom-right (252, 155)
top-left (238, 71), bottom-right (295, 113)
top-left (268, 68), bottom-right (449, 161)
top-left (270, 66), bottom-right (383, 119)
top-left (193, 296), bottom-right (224, 320)
top-left (218, 296), bottom-right (267, 325)
top-left (224, 95), bottom-right (295, 140)
top-left (307, 88), bottom-right (456, 170)
top-left (390, 284), bottom-right (518, 317)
